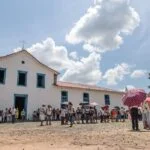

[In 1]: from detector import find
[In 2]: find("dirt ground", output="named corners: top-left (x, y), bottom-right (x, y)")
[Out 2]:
top-left (0, 121), bottom-right (150, 150)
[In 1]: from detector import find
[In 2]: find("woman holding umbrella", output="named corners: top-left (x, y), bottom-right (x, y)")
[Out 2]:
top-left (130, 106), bottom-right (139, 131)
top-left (122, 88), bottom-right (146, 131)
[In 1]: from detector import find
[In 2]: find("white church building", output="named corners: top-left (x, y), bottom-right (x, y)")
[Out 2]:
top-left (0, 50), bottom-right (124, 119)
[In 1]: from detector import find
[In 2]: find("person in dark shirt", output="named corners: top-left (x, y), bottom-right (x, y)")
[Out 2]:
top-left (130, 107), bottom-right (139, 131)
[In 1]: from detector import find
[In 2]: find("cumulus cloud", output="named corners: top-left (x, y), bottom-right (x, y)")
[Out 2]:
top-left (69, 51), bottom-right (79, 60)
top-left (14, 38), bottom-right (72, 71)
top-left (120, 85), bottom-right (135, 92)
top-left (103, 63), bottom-right (131, 85)
top-left (13, 38), bottom-right (102, 85)
top-left (60, 52), bottom-right (102, 84)
top-left (83, 44), bottom-right (102, 53)
top-left (66, 0), bottom-right (140, 52)
top-left (131, 70), bottom-right (147, 78)
top-left (13, 0), bottom-right (141, 86)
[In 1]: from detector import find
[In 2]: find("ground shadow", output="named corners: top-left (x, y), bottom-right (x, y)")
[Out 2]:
top-left (128, 129), bottom-right (150, 132)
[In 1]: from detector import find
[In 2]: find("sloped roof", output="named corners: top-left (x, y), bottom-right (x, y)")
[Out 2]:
top-left (57, 81), bottom-right (124, 94)
top-left (0, 50), bottom-right (59, 75)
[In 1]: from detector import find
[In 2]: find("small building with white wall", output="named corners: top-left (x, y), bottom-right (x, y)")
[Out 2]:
top-left (0, 50), bottom-right (124, 119)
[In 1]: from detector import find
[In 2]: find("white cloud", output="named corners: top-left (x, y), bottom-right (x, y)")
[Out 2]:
top-left (60, 52), bottom-right (102, 85)
top-left (69, 51), bottom-right (79, 60)
top-left (103, 63), bottom-right (130, 85)
top-left (126, 85), bottom-right (135, 90)
top-left (14, 38), bottom-right (72, 71)
top-left (66, 0), bottom-right (140, 52)
top-left (13, 38), bottom-right (102, 85)
top-left (83, 44), bottom-right (102, 53)
top-left (131, 70), bottom-right (147, 78)
top-left (120, 85), bottom-right (135, 92)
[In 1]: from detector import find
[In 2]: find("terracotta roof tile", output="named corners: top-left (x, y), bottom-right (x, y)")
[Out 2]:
top-left (57, 81), bottom-right (124, 94)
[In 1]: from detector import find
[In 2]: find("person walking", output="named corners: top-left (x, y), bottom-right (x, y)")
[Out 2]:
top-left (130, 106), bottom-right (139, 131)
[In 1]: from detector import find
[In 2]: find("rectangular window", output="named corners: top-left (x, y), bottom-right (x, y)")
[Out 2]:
top-left (0, 68), bottom-right (6, 84)
top-left (53, 74), bottom-right (57, 85)
top-left (37, 73), bottom-right (45, 88)
top-left (83, 93), bottom-right (89, 103)
top-left (104, 94), bottom-right (110, 105)
top-left (17, 71), bottom-right (27, 86)
top-left (61, 91), bottom-right (68, 103)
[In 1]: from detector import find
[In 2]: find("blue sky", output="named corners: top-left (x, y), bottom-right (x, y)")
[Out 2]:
top-left (0, 0), bottom-right (149, 92)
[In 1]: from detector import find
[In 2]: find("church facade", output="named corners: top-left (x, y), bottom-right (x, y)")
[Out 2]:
top-left (0, 50), bottom-right (124, 119)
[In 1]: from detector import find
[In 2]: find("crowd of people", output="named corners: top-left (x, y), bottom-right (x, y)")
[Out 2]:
top-left (0, 107), bottom-right (26, 123)
top-left (33, 103), bottom-right (129, 127)
top-left (1, 102), bottom-right (146, 131)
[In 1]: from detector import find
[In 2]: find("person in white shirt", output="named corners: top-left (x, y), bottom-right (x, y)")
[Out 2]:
top-left (11, 107), bottom-right (16, 123)
top-left (142, 102), bottom-right (150, 129)
top-left (60, 105), bottom-right (66, 125)
top-left (40, 105), bottom-right (46, 126)
top-left (21, 109), bottom-right (26, 121)
top-left (46, 105), bottom-right (52, 125)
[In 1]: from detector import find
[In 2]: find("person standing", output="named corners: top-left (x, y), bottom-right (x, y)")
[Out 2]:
top-left (12, 107), bottom-right (16, 123)
top-left (85, 106), bottom-right (89, 124)
top-left (46, 105), bottom-right (52, 125)
top-left (21, 109), bottom-right (26, 121)
top-left (0, 110), bottom-right (2, 123)
top-left (76, 107), bottom-right (81, 124)
top-left (56, 108), bottom-right (60, 121)
top-left (81, 106), bottom-right (85, 124)
top-left (120, 107), bottom-right (125, 122)
top-left (7, 108), bottom-right (12, 122)
top-left (68, 102), bottom-right (74, 127)
top-left (4, 108), bottom-right (8, 123)
top-left (99, 108), bottom-right (104, 123)
top-left (65, 106), bottom-right (69, 124)
top-left (94, 106), bottom-right (98, 123)
top-left (130, 106), bottom-right (139, 131)
top-left (60, 105), bottom-right (66, 125)
top-left (89, 107), bottom-right (94, 123)
top-left (142, 102), bottom-right (150, 129)
top-left (52, 108), bottom-right (56, 120)
top-left (15, 108), bottom-right (19, 121)
top-left (39, 105), bottom-right (46, 126)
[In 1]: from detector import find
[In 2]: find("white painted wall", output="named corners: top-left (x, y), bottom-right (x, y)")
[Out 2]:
top-left (0, 51), bottom-right (60, 119)
top-left (0, 51), bottom-right (124, 119)
top-left (55, 86), bottom-right (124, 109)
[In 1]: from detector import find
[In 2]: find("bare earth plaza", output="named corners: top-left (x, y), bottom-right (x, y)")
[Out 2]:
top-left (0, 121), bottom-right (150, 150)
top-left (0, 0), bottom-right (150, 150)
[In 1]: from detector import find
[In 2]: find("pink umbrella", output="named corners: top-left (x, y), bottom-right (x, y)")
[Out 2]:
top-left (122, 89), bottom-right (146, 107)
top-left (143, 97), bottom-right (150, 109)
top-left (145, 97), bottom-right (150, 103)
